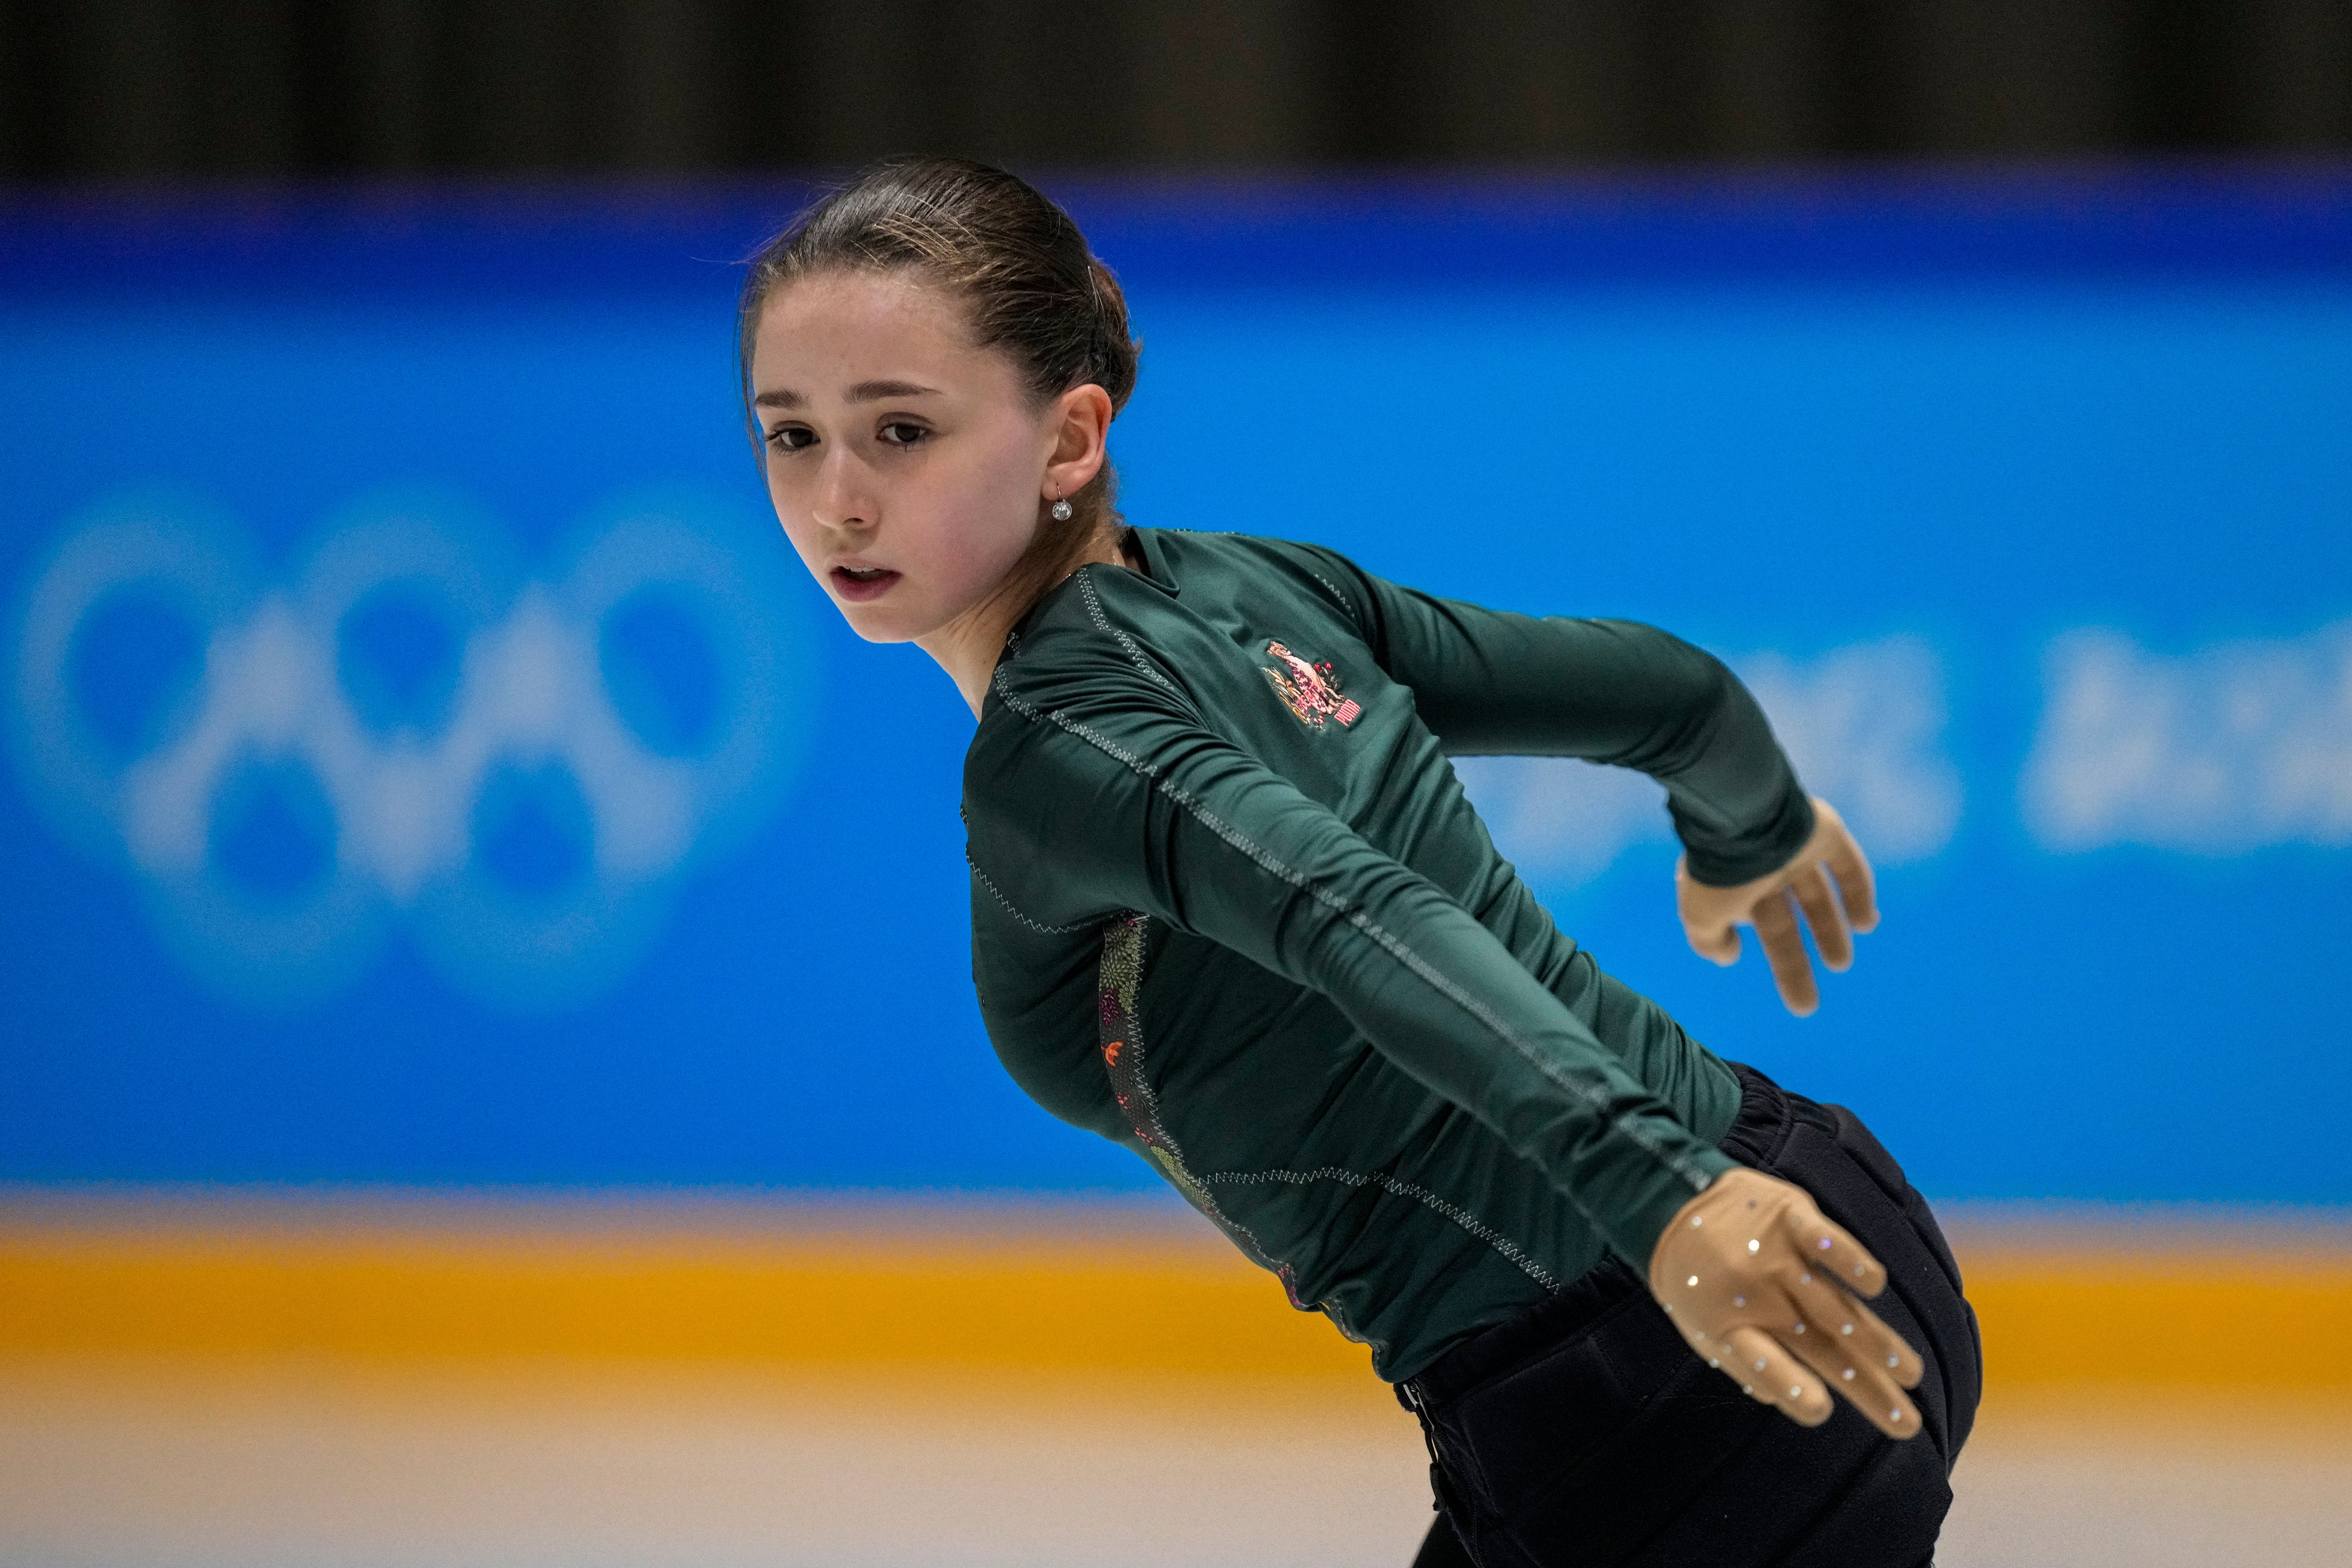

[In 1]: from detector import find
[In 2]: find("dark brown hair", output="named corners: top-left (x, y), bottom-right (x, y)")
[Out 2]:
top-left (739, 157), bottom-right (1142, 604)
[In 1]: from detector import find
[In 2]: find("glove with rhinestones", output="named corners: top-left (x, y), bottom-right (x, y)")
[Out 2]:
top-left (1647, 1167), bottom-right (1925, 1439)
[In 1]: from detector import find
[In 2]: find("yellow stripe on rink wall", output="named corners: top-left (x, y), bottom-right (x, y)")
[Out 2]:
top-left (1956, 1232), bottom-right (2352, 1390)
top-left (4, 1195), bottom-right (2349, 1389)
top-left (0, 1194), bottom-right (1372, 1378)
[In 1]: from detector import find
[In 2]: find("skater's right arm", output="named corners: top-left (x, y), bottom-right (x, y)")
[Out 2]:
top-left (1649, 1166), bottom-right (1925, 1441)
top-left (966, 608), bottom-right (1737, 1272)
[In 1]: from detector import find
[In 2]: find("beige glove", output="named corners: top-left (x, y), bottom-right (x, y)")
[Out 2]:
top-left (1678, 797), bottom-right (1877, 1017)
top-left (1648, 1167), bottom-right (1925, 1439)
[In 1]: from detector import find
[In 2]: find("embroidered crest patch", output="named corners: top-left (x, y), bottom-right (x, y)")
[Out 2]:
top-left (1260, 640), bottom-right (1362, 727)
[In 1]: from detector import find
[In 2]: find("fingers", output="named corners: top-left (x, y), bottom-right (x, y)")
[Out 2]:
top-left (1789, 862), bottom-right (1852, 972)
top-left (1815, 803), bottom-right (1880, 935)
top-left (1657, 1168), bottom-right (1927, 1441)
top-left (1718, 1324), bottom-right (1832, 1428)
top-left (1775, 1200), bottom-right (1889, 1299)
top-left (1680, 802), bottom-right (1879, 1009)
top-left (1750, 889), bottom-right (1818, 1016)
top-left (1775, 1304), bottom-right (1923, 1440)
top-left (1684, 918), bottom-right (1741, 966)
top-left (1767, 1203), bottom-right (1925, 1437)
top-left (1689, 1274), bottom-right (1925, 1441)
top-left (1785, 1269), bottom-right (1924, 1394)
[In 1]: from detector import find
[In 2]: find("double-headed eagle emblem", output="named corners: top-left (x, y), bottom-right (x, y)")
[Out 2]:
top-left (1260, 639), bottom-right (1362, 728)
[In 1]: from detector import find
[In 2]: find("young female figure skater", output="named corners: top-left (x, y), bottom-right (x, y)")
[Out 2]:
top-left (742, 158), bottom-right (1980, 1568)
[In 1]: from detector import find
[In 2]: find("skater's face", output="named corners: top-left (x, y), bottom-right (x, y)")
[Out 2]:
top-left (750, 269), bottom-right (1100, 647)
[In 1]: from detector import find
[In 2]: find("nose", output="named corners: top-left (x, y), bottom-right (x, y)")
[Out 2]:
top-left (810, 445), bottom-right (875, 538)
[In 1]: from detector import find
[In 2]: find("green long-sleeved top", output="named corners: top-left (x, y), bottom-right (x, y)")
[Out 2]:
top-left (964, 529), bottom-right (1814, 1383)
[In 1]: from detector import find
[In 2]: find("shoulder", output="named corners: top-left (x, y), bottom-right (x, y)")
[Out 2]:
top-left (965, 530), bottom-right (1387, 798)
top-left (983, 562), bottom-right (1196, 729)
top-left (962, 583), bottom-right (1190, 926)
top-left (1144, 528), bottom-right (1373, 629)
top-left (965, 566), bottom-right (1192, 831)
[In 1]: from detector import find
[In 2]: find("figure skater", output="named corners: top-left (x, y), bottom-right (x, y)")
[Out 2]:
top-left (739, 157), bottom-right (1980, 1568)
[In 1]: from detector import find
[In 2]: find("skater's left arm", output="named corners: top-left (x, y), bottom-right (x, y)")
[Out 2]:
top-left (1293, 544), bottom-right (1875, 1014)
top-left (1311, 556), bottom-right (1811, 884)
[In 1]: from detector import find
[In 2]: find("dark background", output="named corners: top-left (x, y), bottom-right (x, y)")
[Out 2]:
top-left (2, 0), bottom-right (2349, 178)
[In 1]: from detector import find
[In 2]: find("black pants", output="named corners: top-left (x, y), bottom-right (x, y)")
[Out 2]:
top-left (1402, 1065), bottom-right (1981, 1568)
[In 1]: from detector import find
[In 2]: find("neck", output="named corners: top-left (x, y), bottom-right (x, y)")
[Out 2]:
top-left (919, 523), bottom-right (1133, 717)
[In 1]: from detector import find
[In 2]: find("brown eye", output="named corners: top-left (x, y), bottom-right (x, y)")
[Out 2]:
top-left (879, 422), bottom-right (930, 447)
top-left (767, 426), bottom-right (815, 453)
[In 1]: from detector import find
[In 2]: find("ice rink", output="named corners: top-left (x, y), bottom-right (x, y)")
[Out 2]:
top-left (6, 1193), bottom-right (2347, 1567)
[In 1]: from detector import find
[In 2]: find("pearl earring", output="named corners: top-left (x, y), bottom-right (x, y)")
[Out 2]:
top-left (1050, 495), bottom-right (1074, 522)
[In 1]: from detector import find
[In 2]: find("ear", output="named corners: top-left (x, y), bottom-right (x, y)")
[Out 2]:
top-left (1041, 383), bottom-right (1114, 501)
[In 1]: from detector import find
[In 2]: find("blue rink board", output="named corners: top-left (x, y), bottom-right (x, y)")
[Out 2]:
top-left (3, 170), bottom-right (2349, 1202)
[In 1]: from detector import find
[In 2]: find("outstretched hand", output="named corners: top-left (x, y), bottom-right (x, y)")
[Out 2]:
top-left (1677, 797), bottom-right (1877, 1017)
top-left (1648, 1167), bottom-right (1925, 1440)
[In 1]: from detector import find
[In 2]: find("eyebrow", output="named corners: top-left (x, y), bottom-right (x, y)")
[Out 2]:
top-left (752, 379), bottom-right (944, 410)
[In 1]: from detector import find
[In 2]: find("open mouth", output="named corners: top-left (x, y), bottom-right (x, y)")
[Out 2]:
top-left (830, 565), bottom-right (902, 602)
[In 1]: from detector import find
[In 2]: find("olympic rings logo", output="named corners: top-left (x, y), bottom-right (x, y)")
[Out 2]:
top-left (9, 487), bottom-right (806, 1010)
